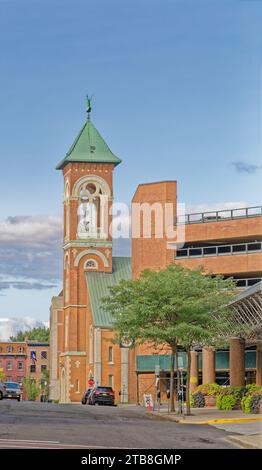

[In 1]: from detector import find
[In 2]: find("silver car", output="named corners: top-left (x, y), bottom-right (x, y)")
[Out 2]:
top-left (0, 382), bottom-right (7, 400)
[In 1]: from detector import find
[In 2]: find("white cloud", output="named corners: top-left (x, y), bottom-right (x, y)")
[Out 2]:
top-left (0, 317), bottom-right (49, 341)
top-left (186, 201), bottom-right (248, 214)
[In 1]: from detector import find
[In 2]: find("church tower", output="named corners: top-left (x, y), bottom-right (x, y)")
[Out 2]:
top-left (56, 99), bottom-right (121, 402)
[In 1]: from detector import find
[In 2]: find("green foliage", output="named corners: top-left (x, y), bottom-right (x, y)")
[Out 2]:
top-left (241, 395), bottom-right (252, 414)
top-left (194, 383), bottom-right (221, 397)
top-left (218, 386), bottom-right (246, 399)
top-left (219, 395), bottom-right (237, 411)
top-left (0, 371), bottom-right (6, 382)
top-left (216, 395), bottom-right (223, 410)
top-left (191, 391), bottom-right (205, 408)
top-left (40, 369), bottom-right (50, 400)
top-left (23, 377), bottom-right (40, 401)
top-left (10, 327), bottom-right (49, 343)
top-left (246, 384), bottom-right (262, 394)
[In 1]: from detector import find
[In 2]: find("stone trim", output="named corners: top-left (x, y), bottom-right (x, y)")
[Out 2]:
top-left (60, 351), bottom-right (87, 357)
top-left (64, 241), bottom-right (112, 250)
top-left (74, 249), bottom-right (109, 268)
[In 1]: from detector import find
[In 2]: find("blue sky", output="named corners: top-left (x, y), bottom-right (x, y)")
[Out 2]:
top-left (0, 0), bottom-right (261, 325)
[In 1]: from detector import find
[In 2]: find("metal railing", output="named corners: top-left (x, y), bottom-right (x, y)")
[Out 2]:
top-left (176, 241), bottom-right (262, 259)
top-left (176, 206), bottom-right (262, 225)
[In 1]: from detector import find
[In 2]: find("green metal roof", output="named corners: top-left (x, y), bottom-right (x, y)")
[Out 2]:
top-left (86, 257), bottom-right (131, 328)
top-left (56, 119), bottom-right (122, 170)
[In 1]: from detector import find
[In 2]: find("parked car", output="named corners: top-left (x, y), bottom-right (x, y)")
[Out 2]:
top-left (88, 386), bottom-right (115, 406)
top-left (4, 382), bottom-right (22, 401)
top-left (0, 382), bottom-right (7, 400)
top-left (81, 388), bottom-right (92, 405)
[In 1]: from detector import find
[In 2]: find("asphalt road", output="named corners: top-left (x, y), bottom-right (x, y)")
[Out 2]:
top-left (0, 400), bottom-right (237, 449)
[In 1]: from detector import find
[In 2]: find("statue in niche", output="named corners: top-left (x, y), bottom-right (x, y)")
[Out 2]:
top-left (78, 197), bottom-right (98, 238)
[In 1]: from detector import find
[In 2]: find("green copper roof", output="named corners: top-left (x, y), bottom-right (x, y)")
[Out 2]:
top-left (86, 257), bottom-right (131, 328)
top-left (56, 119), bottom-right (121, 170)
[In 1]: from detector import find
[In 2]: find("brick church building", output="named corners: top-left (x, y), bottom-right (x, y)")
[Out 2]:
top-left (49, 104), bottom-right (262, 403)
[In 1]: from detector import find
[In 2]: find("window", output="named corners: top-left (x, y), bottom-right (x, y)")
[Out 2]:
top-left (108, 346), bottom-right (113, 363)
top-left (18, 347), bottom-right (24, 353)
top-left (41, 365), bottom-right (47, 372)
top-left (18, 362), bottom-right (23, 370)
top-left (108, 375), bottom-right (114, 388)
top-left (41, 351), bottom-right (47, 360)
top-left (17, 377), bottom-right (24, 384)
top-left (30, 364), bottom-right (36, 373)
top-left (7, 346), bottom-right (13, 353)
top-left (85, 259), bottom-right (98, 270)
top-left (7, 361), bottom-right (13, 370)
top-left (76, 379), bottom-right (80, 393)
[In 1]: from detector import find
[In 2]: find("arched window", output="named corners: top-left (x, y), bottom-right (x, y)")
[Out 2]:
top-left (84, 259), bottom-right (98, 270)
top-left (7, 346), bottom-right (13, 353)
top-left (74, 176), bottom-right (110, 240)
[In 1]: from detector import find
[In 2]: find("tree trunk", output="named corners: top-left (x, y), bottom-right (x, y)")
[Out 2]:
top-left (176, 348), bottom-right (180, 396)
top-left (170, 344), bottom-right (176, 412)
top-left (186, 348), bottom-right (191, 416)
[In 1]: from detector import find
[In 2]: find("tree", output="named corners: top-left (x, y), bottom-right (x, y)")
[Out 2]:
top-left (103, 264), bottom-right (237, 414)
top-left (10, 327), bottom-right (50, 343)
top-left (23, 377), bottom-right (40, 401)
top-left (0, 371), bottom-right (6, 382)
top-left (40, 370), bottom-right (50, 401)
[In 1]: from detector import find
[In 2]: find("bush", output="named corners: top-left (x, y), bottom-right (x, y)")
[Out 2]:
top-left (191, 391), bottom-right (205, 408)
top-left (193, 383), bottom-right (221, 396)
top-left (240, 386), bottom-right (262, 414)
top-left (216, 395), bottom-right (223, 410)
top-left (250, 394), bottom-right (262, 414)
top-left (220, 395), bottom-right (237, 411)
top-left (219, 386), bottom-right (246, 399)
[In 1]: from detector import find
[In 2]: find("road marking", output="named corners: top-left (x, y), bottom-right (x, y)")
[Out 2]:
top-left (0, 439), bottom-right (136, 449)
top-left (0, 438), bottom-right (60, 444)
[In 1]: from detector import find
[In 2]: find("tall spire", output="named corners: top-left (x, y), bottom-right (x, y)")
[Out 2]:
top-left (56, 98), bottom-right (122, 170)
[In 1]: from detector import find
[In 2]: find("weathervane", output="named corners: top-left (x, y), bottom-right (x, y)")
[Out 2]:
top-left (86, 94), bottom-right (92, 119)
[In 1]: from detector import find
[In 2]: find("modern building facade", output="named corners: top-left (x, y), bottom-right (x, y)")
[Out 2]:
top-left (50, 105), bottom-right (262, 403)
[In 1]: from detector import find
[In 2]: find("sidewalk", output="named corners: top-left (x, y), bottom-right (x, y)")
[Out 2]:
top-left (148, 404), bottom-right (262, 424)
top-left (148, 405), bottom-right (262, 449)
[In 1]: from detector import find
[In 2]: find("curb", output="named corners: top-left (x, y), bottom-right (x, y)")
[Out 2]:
top-left (148, 412), bottom-right (262, 425)
top-left (226, 435), bottom-right (262, 450)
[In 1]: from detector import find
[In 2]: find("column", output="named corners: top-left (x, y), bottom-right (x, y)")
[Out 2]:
top-left (202, 347), bottom-right (216, 384)
top-left (94, 328), bottom-right (101, 385)
top-left (190, 351), bottom-right (199, 392)
top-left (256, 344), bottom-right (262, 386)
top-left (121, 348), bottom-right (129, 403)
top-left (230, 338), bottom-right (245, 386)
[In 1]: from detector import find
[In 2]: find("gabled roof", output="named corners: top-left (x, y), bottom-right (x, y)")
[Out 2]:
top-left (56, 119), bottom-right (121, 170)
top-left (86, 257), bottom-right (131, 328)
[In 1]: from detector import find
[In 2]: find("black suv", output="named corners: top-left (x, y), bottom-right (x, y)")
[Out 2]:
top-left (88, 386), bottom-right (115, 406)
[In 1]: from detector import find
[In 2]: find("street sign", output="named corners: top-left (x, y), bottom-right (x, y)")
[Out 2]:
top-left (88, 378), bottom-right (95, 387)
top-left (143, 394), bottom-right (153, 411)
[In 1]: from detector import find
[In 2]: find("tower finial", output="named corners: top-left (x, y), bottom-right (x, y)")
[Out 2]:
top-left (86, 94), bottom-right (92, 120)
